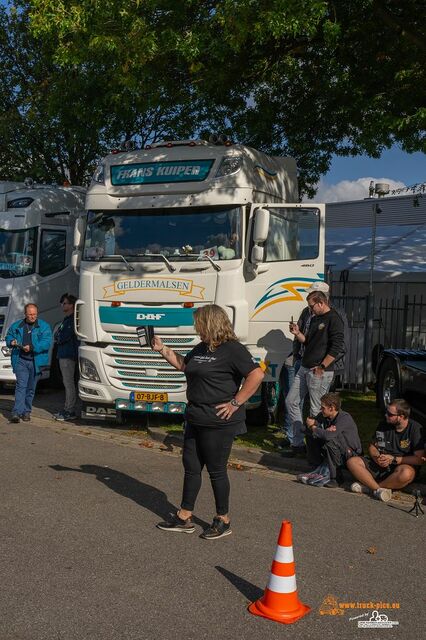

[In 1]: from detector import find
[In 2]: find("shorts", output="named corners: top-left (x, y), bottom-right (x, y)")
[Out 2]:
top-left (362, 456), bottom-right (421, 481)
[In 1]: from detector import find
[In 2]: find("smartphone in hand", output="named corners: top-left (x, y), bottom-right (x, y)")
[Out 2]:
top-left (136, 326), bottom-right (155, 348)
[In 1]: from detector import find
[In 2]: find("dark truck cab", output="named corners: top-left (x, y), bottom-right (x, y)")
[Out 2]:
top-left (376, 349), bottom-right (426, 422)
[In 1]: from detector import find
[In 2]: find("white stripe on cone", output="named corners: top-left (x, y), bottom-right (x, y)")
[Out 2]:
top-left (267, 573), bottom-right (297, 594)
top-left (273, 544), bottom-right (294, 564)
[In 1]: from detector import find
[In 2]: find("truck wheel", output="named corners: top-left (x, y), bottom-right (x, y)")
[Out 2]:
top-left (377, 358), bottom-right (400, 412)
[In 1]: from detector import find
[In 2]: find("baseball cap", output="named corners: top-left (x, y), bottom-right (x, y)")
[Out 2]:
top-left (306, 281), bottom-right (330, 294)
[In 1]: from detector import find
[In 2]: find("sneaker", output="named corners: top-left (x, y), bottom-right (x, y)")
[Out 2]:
top-left (55, 411), bottom-right (77, 422)
top-left (297, 472), bottom-right (313, 484)
top-left (21, 414), bottom-right (31, 422)
top-left (350, 482), bottom-right (371, 495)
top-left (373, 488), bottom-right (392, 502)
top-left (307, 471), bottom-right (331, 487)
top-left (200, 517), bottom-right (232, 540)
top-left (157, 512), bottom-right (195, 534)
top-left (10, 414), bottom-right (20, 423)
top-left (297, 470), bottom-right (325, 485)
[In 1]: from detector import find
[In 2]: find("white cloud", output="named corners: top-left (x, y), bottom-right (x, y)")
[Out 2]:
top-left (306, 177), bottom-right (406, 203)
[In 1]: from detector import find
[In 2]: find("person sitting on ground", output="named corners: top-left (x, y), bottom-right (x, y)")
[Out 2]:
top-left (298, 392), bottom-right (362, 487)
top-left (347, 399), bottom-right (424, 502)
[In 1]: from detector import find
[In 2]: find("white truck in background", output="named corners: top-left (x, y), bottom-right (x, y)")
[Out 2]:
top-left (72, 139), bottom-right (325, 423)
top-left (0, 180), bottom-right (85, 383)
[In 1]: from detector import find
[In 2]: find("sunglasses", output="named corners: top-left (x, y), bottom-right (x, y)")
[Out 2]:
top-left (386, 410), bottom-right (399, 417)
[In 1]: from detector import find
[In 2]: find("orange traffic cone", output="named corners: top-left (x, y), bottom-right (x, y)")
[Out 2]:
top-left (249, 520), bottom-right (310, 624)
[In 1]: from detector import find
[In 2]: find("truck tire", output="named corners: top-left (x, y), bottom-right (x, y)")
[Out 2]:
top-left (377, 358), bottom-right (400, 412)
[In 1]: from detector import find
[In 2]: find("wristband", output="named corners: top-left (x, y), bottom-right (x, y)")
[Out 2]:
top-left (158, 346), bottom-right (165, 354)
top-left (319, 363), bottom-right (326, 370)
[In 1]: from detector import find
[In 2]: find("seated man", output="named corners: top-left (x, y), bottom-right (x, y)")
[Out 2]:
top-left (298, 392), bottom-right (362, 488)
top-left (347, 398), bottom-right (424, 502)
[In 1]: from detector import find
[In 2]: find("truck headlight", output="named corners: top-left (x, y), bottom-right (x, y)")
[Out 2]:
top-left (215, 156), bottom-right (242, 178)
top-left (92, 162), bottom-right (105, 185)
top-left (80, 357), bottom-right (101, 382)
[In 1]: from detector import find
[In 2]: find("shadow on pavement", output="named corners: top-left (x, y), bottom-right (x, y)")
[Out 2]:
top-left (215, 565), bottom-right (263, 602)
top-left (49, 464), bottom-right (209, 528)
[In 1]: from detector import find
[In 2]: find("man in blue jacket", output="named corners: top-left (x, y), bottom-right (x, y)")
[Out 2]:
top-left (6, 304), bottom-right (52, 422)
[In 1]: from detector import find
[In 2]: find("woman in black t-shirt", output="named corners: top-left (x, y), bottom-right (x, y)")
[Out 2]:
top-left (155, 304), bottom-right (264, 539)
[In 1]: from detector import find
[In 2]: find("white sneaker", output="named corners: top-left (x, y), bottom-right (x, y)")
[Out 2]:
top-left (350, 482), bottom-right (371, 495)
top-left (373, 488), bottom-right (392, 502)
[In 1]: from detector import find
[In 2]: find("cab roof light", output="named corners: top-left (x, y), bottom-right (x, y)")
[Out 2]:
top-left (209, 134), bottom-right (233, 146)
top-left (150, 139), bottom-right (208, 149)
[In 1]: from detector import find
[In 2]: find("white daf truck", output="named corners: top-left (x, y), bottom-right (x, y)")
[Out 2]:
top-left (72, 140), bottom-right (325, 422)
top-left (0, 180), bottom-right (85, 382)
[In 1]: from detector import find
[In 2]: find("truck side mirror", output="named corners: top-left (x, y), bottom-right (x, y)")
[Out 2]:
top-left (250, 208), bottom-right (270, 265)
top-left (250, 245), bottom-right (264, 264)
top-left (253, 208), bottom-right (270, 243)
top-left (71, 249), bottom-right (81, 274)
top-left (74, 216), bottom-right (86, 249)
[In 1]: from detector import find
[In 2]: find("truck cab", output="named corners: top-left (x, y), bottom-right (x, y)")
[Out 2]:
top-left (0, 180), bottom-right (85, 382)
top-left (72, 140), bottom-right (325, 421)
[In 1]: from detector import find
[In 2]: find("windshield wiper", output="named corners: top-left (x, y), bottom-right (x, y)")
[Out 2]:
top-left (138, 253), bottom-right (176, 273)
top-left (186, 253), bottom-right (221, 272)
top-left (101, 255), bottom-right (135, 271)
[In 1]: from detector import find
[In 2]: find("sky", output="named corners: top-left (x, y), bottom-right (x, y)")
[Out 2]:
top-left (313, 147), bottom-right (426, 202)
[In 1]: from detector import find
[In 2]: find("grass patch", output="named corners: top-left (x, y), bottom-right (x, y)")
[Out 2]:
top-left (161, 391), bottom-right (381, 451)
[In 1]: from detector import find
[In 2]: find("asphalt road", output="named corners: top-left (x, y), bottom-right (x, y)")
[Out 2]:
top-left (0, 418), bottom-right (424, 640)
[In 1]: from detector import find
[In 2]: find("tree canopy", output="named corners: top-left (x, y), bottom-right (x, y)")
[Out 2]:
top-left (0, 1), bottom-right (207, 184)
top-left (2, 1), bottom-right (425, 193)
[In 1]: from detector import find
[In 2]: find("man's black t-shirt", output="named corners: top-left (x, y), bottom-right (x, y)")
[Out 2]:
top-left (373, 419), bottom-right (424, 456)
top-left (184, 340), bottom-right (260, 431)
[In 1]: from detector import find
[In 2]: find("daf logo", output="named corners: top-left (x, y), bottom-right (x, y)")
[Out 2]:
top-left (136, 313), bottom-right (165, 321)
top-left (86, 406), bottom-right (116, 416)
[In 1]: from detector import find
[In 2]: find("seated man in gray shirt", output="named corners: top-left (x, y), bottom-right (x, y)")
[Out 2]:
top-left (298, 392), bottom-right (362, 487)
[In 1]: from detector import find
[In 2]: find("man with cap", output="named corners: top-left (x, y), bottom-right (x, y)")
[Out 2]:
top-left (283, 282), bottom-right (345, 456)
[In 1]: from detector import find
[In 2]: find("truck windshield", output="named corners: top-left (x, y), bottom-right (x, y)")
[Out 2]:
top-left (84, 207), bottom-right (242, 262)
top-left (0, 228), bottom-right (37, 278)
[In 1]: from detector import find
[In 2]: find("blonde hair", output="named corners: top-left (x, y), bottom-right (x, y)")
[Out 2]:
top-left (193, 304), bottom-right (237, 351)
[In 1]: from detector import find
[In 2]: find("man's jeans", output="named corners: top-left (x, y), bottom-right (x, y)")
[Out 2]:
top-left (280, 359), bottom-right (301, 445)
top-left (59, 358), bottom-right (77, 413)
top-left (285, 365), bottom-right (334, 448)
top-left (13, 358), bottom-right (39, 416)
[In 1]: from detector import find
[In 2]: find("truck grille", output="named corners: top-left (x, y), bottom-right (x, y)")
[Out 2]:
top-left (103, 332), bottom-right (196, 392)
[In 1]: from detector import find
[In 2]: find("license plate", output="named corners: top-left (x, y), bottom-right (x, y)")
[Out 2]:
top-left (130, 391), bottom-right (169, 403)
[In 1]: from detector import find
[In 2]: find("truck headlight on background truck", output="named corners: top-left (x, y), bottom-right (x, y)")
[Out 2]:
top-left (92, 162), bottom-right (105, 185)
top-left (215, 156), bottom-right (242, 178)
top-left (80, 357), bottom-right (101, 382)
